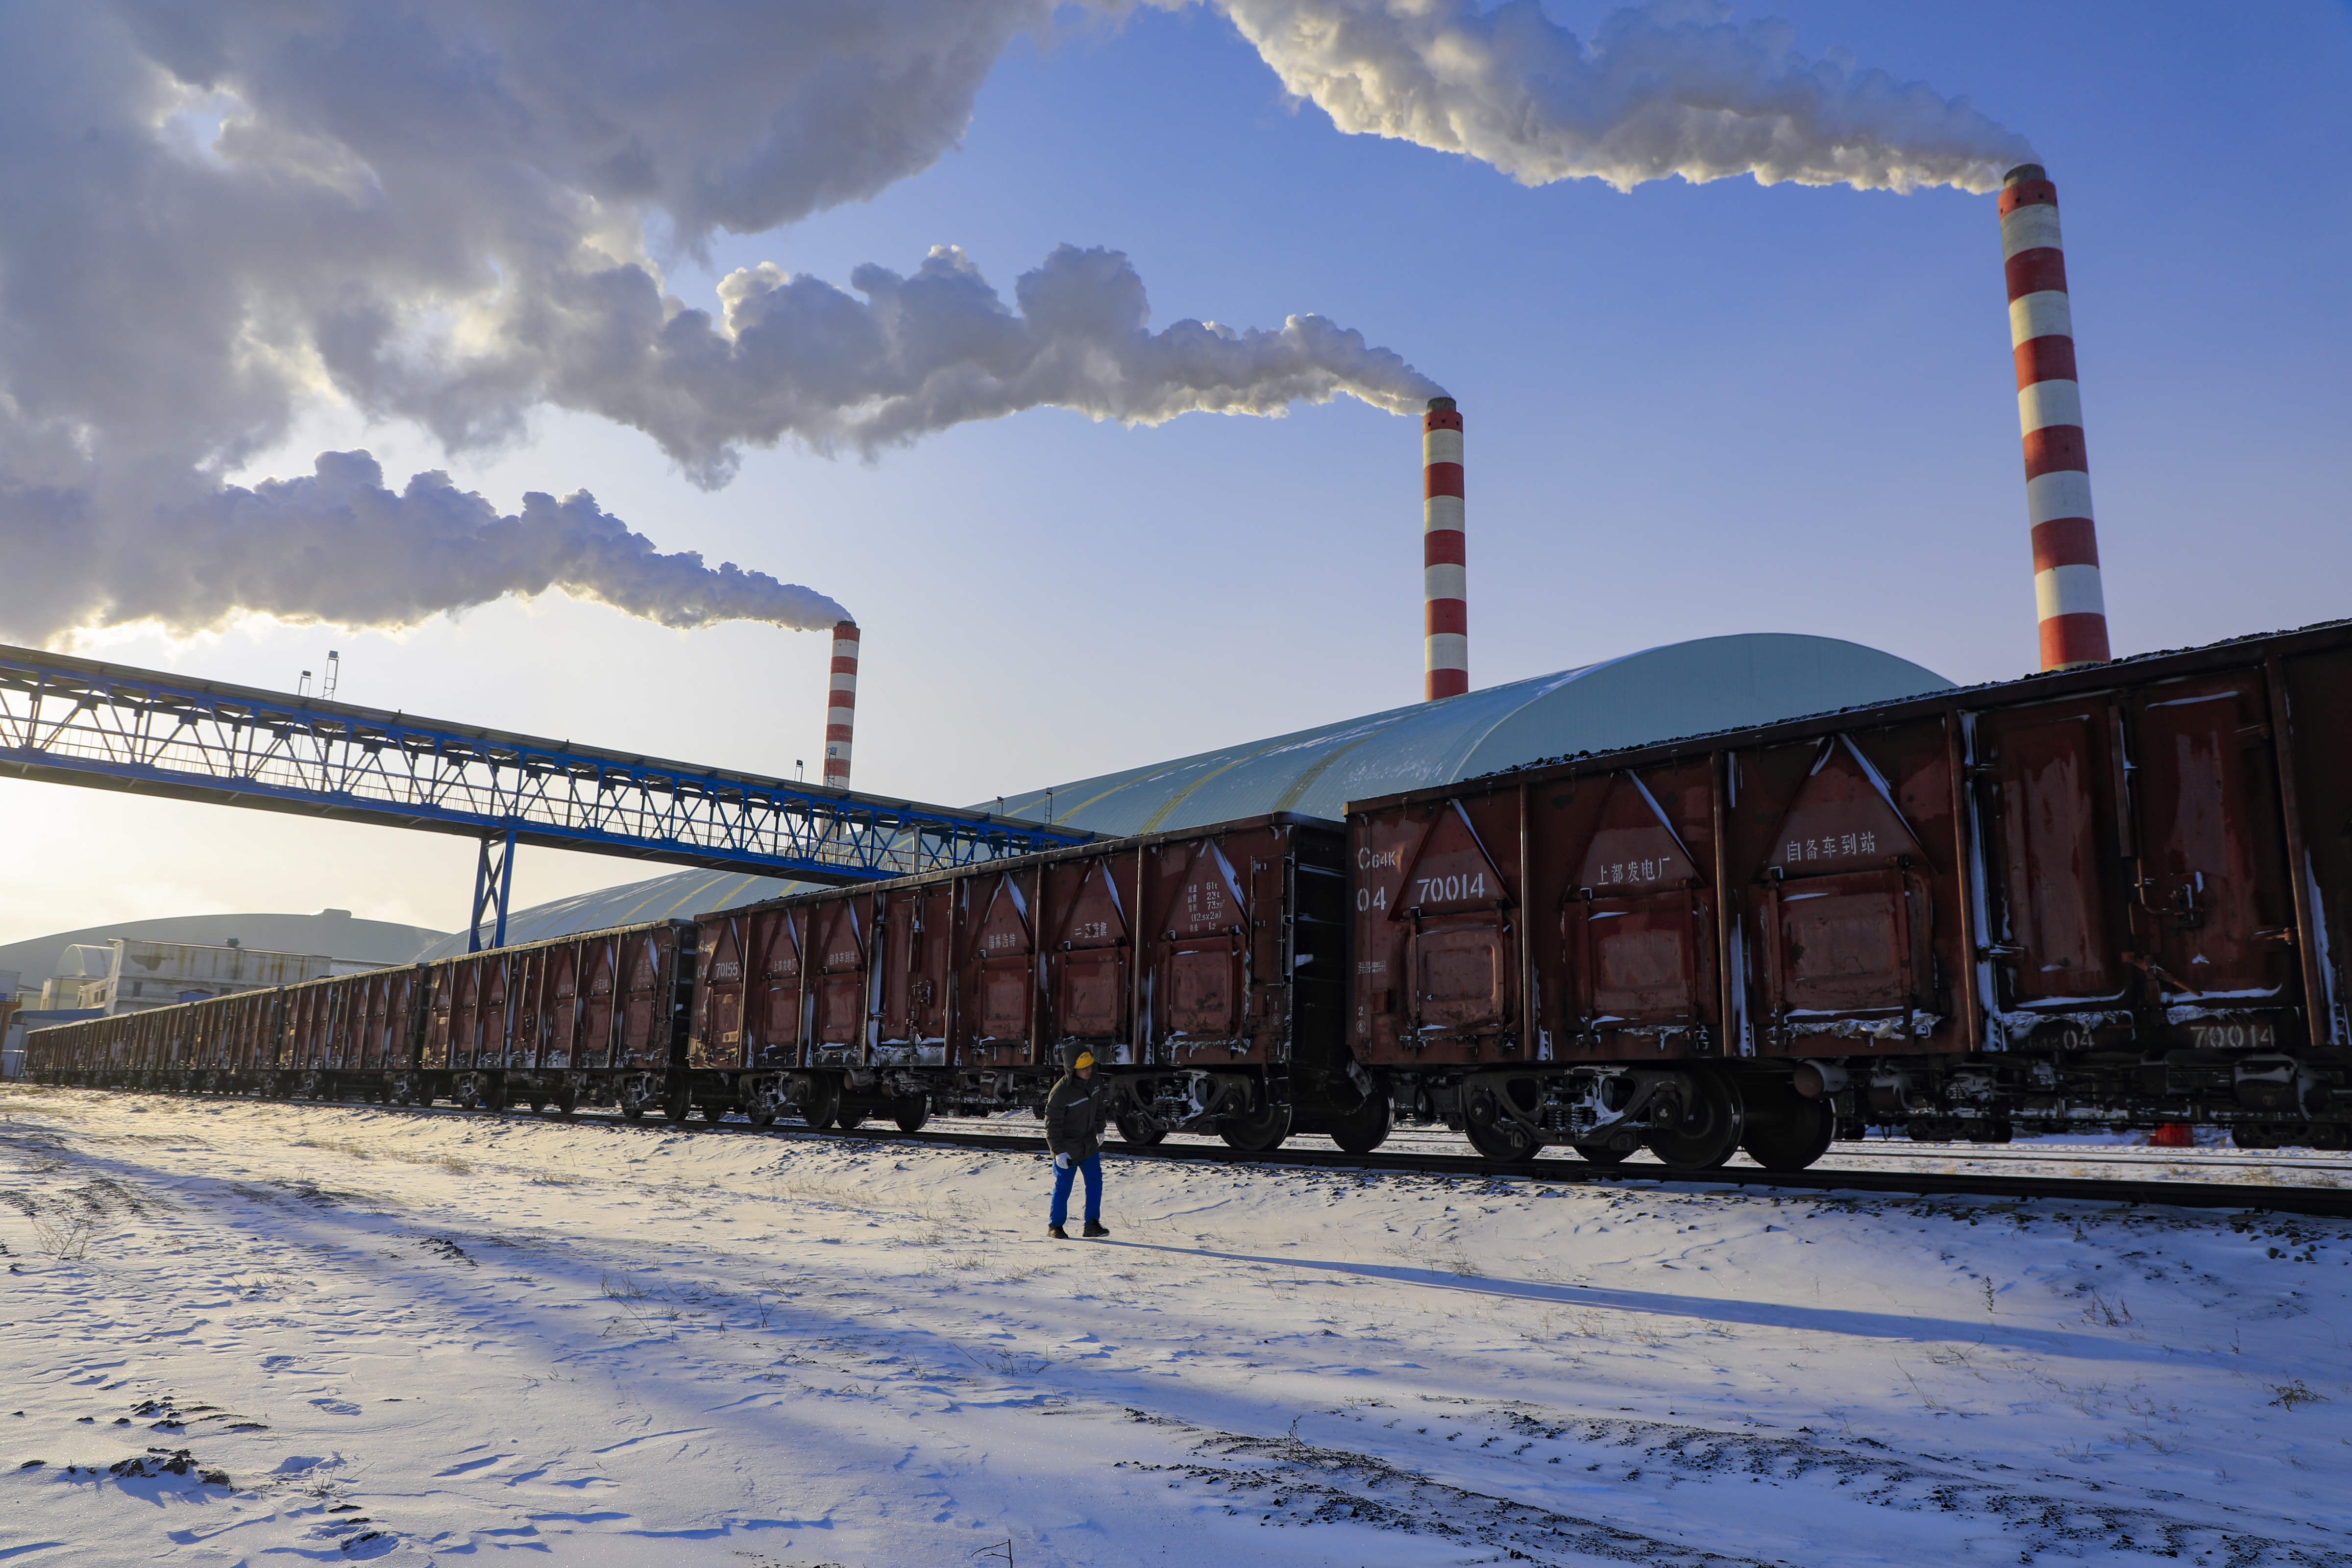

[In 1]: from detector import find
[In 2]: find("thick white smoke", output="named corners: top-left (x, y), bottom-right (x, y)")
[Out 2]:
top-left (1200, 0), bottom-right (2035, 193)
top-left (0, 0), bottom-right (2020, 647)
top-left (0, 0), bottom-right (1438, 645)
top-left (11, 453), bottom-right (850, 640)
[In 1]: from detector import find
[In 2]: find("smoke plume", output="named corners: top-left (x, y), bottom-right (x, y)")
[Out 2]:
top-left (1202, 0), bottom-right (2035, 193)
top-left (0, 0), bottom-right (2020, 647)
top-left (6, 454), bottom-right (849, 640)
top-left (0, 0), bottom-right (1438, 646)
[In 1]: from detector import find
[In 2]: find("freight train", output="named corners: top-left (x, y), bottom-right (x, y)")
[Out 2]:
top-left (25, 619), bottom-right (2352, 1172)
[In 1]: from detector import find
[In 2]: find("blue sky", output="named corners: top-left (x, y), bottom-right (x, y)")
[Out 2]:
top-left (6, 0), bottom-right (2349, 947)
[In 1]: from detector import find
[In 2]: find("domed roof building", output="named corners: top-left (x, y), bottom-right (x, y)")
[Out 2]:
top-left (420, 633), bottom-right (1952, 958)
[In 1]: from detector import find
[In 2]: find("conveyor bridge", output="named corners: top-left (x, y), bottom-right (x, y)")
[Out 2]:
top-left (0, 643), bottom-right (1087, 948)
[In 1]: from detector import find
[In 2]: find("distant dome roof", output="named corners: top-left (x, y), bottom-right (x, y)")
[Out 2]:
top-left (419, 633), bottom-right (1950, 959)
top-left (0, 912), bottom-right (449, 989)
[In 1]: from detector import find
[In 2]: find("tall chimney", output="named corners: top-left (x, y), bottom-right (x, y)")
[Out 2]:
top-left (1422, 395), bottom-right (1467, 700)
top-left (822, 620), bottom-right (858, 788)
top-left (2000, 164), bottom-right (2110, 670)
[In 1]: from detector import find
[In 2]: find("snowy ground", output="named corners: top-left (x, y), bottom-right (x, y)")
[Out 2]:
top-left (2, 1086), bottom-right (2349, 1567)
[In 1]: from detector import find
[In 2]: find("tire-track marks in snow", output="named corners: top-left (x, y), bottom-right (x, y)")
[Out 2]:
top-left (1121, 1406), bottom-right (1766, 1567)
top-left (1122, 1401), bottom-right (2352, 1567)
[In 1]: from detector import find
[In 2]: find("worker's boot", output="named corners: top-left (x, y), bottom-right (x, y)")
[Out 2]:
top-left (1048, 1225), bottom-right (1069, 1240)
top-left (1083, 1221), bottom-right (1110, 1238)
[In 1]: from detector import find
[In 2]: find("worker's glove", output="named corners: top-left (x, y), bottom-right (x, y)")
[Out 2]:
top-left (1055, 1152), bottom-right (1071, 1170)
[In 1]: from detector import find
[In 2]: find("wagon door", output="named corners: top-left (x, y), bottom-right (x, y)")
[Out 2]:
top-left (808, 898), bottom-right (870, 1058)
top-left (695, 914), bottom-right (747, 1069)
top-left (747, 906), bottom-right (805, 1068)
top-left (876, 889), bottom-right (950, 1064)
top-left (359, 974), bottom-right (391, 1072)
top-left (2125, 674), bottom-right (2300, 1046)
top-left (508, 948), bottom-right (547, 1068)
top-left (1152, 838), bottom-right (1249, 1060)
top-left (1971, 701), bottom-right (2129, 1039)
top-left (481, 957), bottom-right (518, 1068)
top-left (1758, 735), bottom-right (1936, 1044)
top-left (1396, 803), bottom-right (1516, 1043)
top-left (875, 893), bottom-right (918, 1057)
top-left (966, 876), bottom-right (1036, 1063)
top-left (542, 946), bottom-right (581, 1069)
top-left (449, 960), bottom-right (487, 1068)
top-left (616, 934), bottom-right (664, 1070)
top-left (1051, 860), bottom-right (1131, 1054)
top-left (1566, 771), bottom-right (1716, 1050)
top-left (906, 887), bottom-right (953, 1055)
top-left (579, 939), bottom-right (617, 1069)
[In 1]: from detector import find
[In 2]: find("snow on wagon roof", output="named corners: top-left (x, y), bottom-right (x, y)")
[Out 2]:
top-left (418, 632), bottom-right (1950, 958)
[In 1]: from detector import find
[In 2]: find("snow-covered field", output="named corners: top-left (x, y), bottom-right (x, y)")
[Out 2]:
top-left (2, 1085), bottom-right (2349, 1567)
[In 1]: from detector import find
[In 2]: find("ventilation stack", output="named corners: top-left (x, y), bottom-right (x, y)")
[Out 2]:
top-left (2000, 164), bottom-right (2110, 670)
top-left (1423, 396), bottom-right (1468, 700)
top-left (822, 620), bottom-right (858, 788)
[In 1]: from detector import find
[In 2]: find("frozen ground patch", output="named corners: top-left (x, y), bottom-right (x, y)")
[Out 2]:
top-left (0, 1085), bottom-right (2347, 1566)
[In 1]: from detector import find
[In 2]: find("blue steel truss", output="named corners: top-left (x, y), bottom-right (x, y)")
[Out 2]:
top-left (0, 643), bottom-right (1087, 887)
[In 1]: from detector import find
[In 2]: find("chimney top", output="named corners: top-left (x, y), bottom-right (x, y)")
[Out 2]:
top-left (2002, 163), bottom-right (2047, 187)
top-left (1426, 395), bottom-right (1457, 413)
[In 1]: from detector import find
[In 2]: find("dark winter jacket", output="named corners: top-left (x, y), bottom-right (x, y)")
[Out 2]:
top-left (1044, 1070), bottom-right (1107, 1161)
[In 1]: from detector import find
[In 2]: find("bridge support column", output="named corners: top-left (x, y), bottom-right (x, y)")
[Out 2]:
top-left (468, 827), bottom-right (517, 953)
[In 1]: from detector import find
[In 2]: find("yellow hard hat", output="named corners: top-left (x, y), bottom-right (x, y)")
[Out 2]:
top-left (1073, 1052), bottom-right (1096, 1070)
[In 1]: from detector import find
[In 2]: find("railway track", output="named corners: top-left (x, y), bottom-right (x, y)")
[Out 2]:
top-left (127, 1088), bottom-right (2350, 1220)
top-left (807, 1123), bottom-right (2352, 1219)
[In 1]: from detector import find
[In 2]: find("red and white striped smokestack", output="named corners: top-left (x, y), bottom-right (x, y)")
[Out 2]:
top-left (2000, 164), bottom-right (2110, 670)
top-left (1422, 395), bottom-right (1467, 700)
top-left (822, 620), bottom-right (858, 788)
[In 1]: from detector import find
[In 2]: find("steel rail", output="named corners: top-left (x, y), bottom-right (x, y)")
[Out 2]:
top-left (90, 1089), bottom-right (2352, 1220)
top-left (800, 1125), bottom-right (2352, 1218)
top-left (0, 641), bottom-right (1089, 884)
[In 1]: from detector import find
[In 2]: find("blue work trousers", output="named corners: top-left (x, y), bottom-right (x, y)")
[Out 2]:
top-left (1050, 1152), bottom-right (1102, 1228)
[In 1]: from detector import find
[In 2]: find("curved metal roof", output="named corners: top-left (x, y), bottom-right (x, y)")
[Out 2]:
top-left (419, 633), bottom-right (1950, 959)
top-left (0, 912), bottom-right (450, 984)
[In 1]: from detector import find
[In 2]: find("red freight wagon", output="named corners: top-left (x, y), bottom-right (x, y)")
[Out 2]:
top-left (1350, 618), bottom-right (2352, 1169)
top-left (279, 966), bottom-right (424, 1101)
top-left (687, 813), bottom-right (1372, 1149)
top-left (212, 989), bottom-right (283, 1088)
top-left (416, 922), bottom-right (694, 1115)
top-left (180, 990), bottom-right (272, 1089)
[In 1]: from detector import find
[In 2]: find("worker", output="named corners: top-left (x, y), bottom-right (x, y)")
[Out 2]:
top-left (1044, 1050), bottom-right (1110, 1240)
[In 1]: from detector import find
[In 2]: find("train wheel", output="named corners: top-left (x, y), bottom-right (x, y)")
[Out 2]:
top-left (1115, 1113), bottom-right (1167, 1149)
top-left (894, 1095), bottom-right (930, 1134)
top-left (620, 1101), bottom-right (645, 1121)
top-left (1328, 1093), bottom-right (1392, 1155)
top-left (837, 1105), bottom-right (869, 1131)
top-left (1644, 1073), bottom-right (1743, 1170)
top-left (662, 1086), bottom-right (691, 1124)
top-left (1218, 1099), bottom-right (1292, 1154)
top-left (1740, 1086), bottom-right (1834, 1173)
top-left (799, 1076), bottom-right (841, 1130)
top-left (554, 1085), bottom-right (579, 1119)
top-left (1572, 1143), bottom-right (1634, 1167)
top-left (1463, 1078), bottom-right (1541, 1164)
top-left (748, 1105), bottom-right (777, 1127)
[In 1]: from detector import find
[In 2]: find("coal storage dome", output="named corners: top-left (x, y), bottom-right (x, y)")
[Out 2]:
top-left (419, 633), bottom-right (1951, 957)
